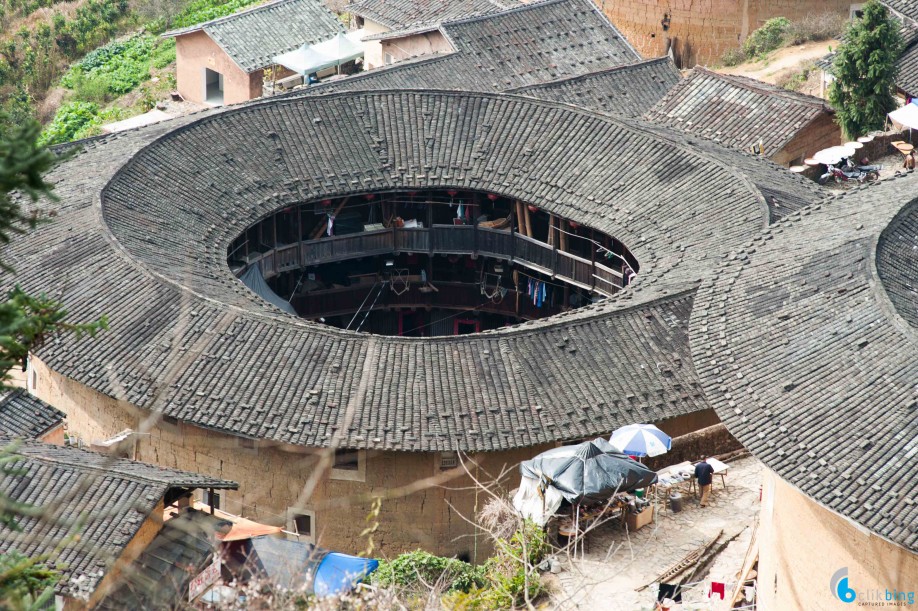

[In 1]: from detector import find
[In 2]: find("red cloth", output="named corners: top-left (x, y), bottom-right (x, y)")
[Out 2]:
top-left (709, 582), bottom-right (726, 599)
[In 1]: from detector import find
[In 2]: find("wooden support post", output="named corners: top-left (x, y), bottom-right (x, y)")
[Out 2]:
top-left (509, 209), bottom-right (516, 262)
top-left (523, 202), bottom-right (533, 238)
top-left (297, 205), bottom-right (304, 265)
top-left (590, 228), bottom-right (596, 291)
top-left (559, 219), bottom-right (568, 252)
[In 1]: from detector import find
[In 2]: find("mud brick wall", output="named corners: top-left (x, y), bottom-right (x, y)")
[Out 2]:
top-left (597, 0), bottom-right (855, 67)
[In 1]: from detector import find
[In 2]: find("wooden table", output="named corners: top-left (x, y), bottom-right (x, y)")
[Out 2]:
top-left (689, 457), bottom-right (729, 496)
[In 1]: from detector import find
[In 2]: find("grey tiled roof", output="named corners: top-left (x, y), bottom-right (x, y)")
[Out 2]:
top-left (692, 174), bottom-right (918, 553)
top-left (508, 58), bottom-right (681, 119)
top-left (0, 388), bottom-right (64, 438)
top-left (644, 67), bottom-right (834, 156)
top-left (97, 509), bottom-right (227, 610)
top-left (4, 90), bottom-right (825, 454)
top-left (884, 0), bottom-right (918, 23)
top-left (163, 0), bottom-right (344, 73)
top-left (0, 437), bottom-right (236, 598)
top-left (289, 0), bottom-right (641, 93)
top-left (350, 0), bottom-right (519, 31)
top-left (897, 41), bottom-right (918, 96)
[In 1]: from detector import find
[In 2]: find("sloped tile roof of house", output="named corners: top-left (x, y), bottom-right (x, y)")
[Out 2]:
top-left (693, 175), bottom-right (918, 553)
top-left (0, 437), bottom-right (236, 599)
top-left (644, 67), bottom-right (834, 156)
top-left (883, 0), bottom-right (918, 23)
top-left (0, 388), bottom-right (64, 438)
top-left (350, 0), bottom-right (519, 32)
top-left (97, 509), bottom-right (228, 610)
top-left (4, 90), bottom-right (822, 456)
top-left (163, 0), bottom-right (344, 73)
top-left (289, 0), bottom-right (641, 92)
top-left (508, 58), bottom-right (682, 118)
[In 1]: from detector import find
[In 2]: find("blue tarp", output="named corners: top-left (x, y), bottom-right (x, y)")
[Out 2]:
top-left (247, 536), bottom-right (379, 597)
top-left (239, 265), bottom-right (297, 315)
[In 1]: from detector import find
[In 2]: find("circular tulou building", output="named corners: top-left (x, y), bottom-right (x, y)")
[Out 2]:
top-left (9, 90), bottom-right (916, 604)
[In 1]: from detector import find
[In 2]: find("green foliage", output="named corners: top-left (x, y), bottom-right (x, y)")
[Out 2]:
top-left (370, 550), bottom-right (486, 594)
top-left (151, 37), bottom-right (175, 69)
top-left (742, 17), bottom-right (791, 58)
top-left (444, 521), bottom-right (549, 610)
top-left (829, 0), bottom-right (903, 139)
top-left (720, 47), bottom-right (747, 67)
top-left (0, 549), bottom-right (59, 611)
top-left (0, 116), bottom-right (56, 251)
top-left (37, 101), bottom-right (100, 146)
top-left (170, 0), bottom-right (263, 29)
top-left (61, 34), bottom-right (156, 95)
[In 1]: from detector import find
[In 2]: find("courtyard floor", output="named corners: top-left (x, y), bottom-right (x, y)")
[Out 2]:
top-left (549, 456), bottom-right (764, 611)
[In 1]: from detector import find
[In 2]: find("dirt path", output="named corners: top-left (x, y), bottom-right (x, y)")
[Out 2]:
top-left (718, 40), bottom-right (837, 88)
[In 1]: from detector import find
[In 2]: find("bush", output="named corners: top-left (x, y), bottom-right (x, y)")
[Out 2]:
top-left (61, 34), bottom-right (158, 96)
top-left (720, 47), bottom-right (747, 67)
top-left (444, 520), bottom-right (549, 610)
top-left (787, 13), bottom-right (847, 45)
top-left (742, 17), bottom-right (790, 58)
top-left (370, 550), bottom-right (486, 594)
top-left (39, 101), bottom-right (100, 145)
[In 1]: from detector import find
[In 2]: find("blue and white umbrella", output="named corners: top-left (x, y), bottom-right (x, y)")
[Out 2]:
top-left (609, 424), bottom-right (672, 457)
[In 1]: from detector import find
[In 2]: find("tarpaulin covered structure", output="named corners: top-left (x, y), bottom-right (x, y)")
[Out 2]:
top-left (240, 265), bottom-right (297, 315)
top-left (273, 30), bottom-right (364, 76)
top-left (513, 438), bottom-right (657, 525)
top-left (244, 536), bottom-right (378, 597)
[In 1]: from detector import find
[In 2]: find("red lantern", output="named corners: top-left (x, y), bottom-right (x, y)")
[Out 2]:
top-left (527, 205), bottom-right (538, 213)
top-left (364, 193), bottom-right (376, 201)
top-left (447, 189), bottom-right (458, 197)
top-left (487, 193), bottom-right (499, 201)
top-left (320, 199), bottom-right (332, 207)
top-left (407, 191), bottom-right (419, 196)
top-left (569, 221), bottom-right (579, 230)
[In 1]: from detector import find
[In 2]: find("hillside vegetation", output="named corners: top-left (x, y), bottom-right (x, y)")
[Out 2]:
top-left (0, 0), bottom-right (265, 141)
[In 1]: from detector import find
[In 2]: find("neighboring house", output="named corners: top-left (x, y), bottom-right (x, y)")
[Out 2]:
top-left (0, 437), bottom-right (236, 608)
top-left (508, 57), bottom-right (681, 119)
top-left (163, 0), bottom-right (344, 105)
top-left (644, 67), bottom-right (840, 166)
top-left (97, 508), bottom-right (231, 610)
top-left (349, 0), bottom-right (519, 68)
top-left (0, 388), bottom-right (65, 444)
top-left (295, 0), bottom-right (643, 94)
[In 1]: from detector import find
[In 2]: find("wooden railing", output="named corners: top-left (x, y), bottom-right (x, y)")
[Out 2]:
top-left (289, 282), bottom-right (562, 320)
top-left (252, 225), bottom-right (625, 296)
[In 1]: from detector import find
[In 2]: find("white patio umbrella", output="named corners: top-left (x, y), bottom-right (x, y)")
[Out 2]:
top-left (609, 423), bottom-right (672, 457)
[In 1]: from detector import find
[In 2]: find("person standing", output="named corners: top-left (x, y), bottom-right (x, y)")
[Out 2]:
top-left (694, 456), bottom-right (715, 507)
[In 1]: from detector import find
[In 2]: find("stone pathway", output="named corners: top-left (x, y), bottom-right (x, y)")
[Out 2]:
top-left (551, 456), bottom-right (764, 610)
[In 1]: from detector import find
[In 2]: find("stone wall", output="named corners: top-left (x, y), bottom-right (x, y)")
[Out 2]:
top-left (757, 470), bottom-right (918, 610)
top-left (174, 30), bottom-right (262, 105)
top-left (643, 422), bottom-right (742, 471)
top-left (597, 0), bottom-right (855, 67)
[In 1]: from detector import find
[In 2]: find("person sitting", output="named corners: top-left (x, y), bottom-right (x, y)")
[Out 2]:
top-left (905, 152), bottom-right (916, 171)
top-left (694, 456), bottom-right (715, 507)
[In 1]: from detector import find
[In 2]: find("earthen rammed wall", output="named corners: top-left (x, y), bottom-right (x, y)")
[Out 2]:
top-left (174, 30), bottom-right (263, 105)
top-left (757, 470), bottom-right (918, 610)
top-left (597, 0), bottom-right (856, 67)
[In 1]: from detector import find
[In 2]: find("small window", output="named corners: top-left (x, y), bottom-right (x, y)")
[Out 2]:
top-left (440, 452), bottom-right (458, 470)
top-left (330, 448), bottom-right (366, 481)
top-left (293, 513), bottom-right (312, 537)
top-left (384, 52), bottom-right (393, 65)
top-left (202, 490), bottom-right (221, 510)
top-left (334, 449), bottom-right (360, 470)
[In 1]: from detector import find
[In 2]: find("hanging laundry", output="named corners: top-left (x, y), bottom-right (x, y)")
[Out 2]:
top-left (707, 581), bottom-right (726, 600)
top-left (326, 213), bottom-right (335, 237)
top-left (457, 202), bottom-right (465, 219)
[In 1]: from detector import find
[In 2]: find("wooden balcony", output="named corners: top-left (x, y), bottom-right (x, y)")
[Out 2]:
top-left (249, 225), bottom-right (625, 297)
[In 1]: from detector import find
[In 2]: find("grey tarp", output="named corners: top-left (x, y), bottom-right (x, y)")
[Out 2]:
top-left (240, 265), bottom-right (297, 315)
top-left (519, 438), bottom-right (658, 505)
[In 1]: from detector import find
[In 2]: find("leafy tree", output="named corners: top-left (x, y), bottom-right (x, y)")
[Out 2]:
top-left (829, 0), bottom-right (904, 139)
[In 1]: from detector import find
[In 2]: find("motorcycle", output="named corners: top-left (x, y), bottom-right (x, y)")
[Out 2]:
top-left (817, 162), bottom-right (880, 185)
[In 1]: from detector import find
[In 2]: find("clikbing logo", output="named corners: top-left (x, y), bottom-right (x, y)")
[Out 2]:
top-left (830, 567), bottom-right (916, 606)
top-left (832, 567), bottom-right (857, 603)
